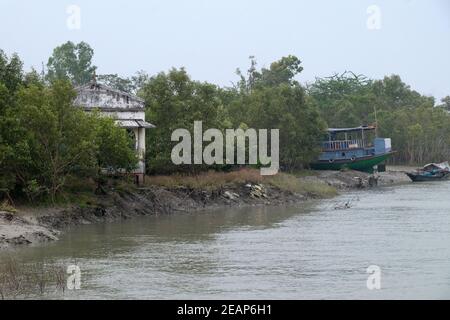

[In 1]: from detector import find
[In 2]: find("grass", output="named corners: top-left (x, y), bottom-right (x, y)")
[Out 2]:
top-left (265, 172), bottom-right (337, 197)
top-left (0, 257), bottom-right (66, 299)
top-left (0, 200), bottom-right (17, 213)
top-left (17, 175), bottom-right (138, 209)
top-left (145, 168), bottom-right (263, 191)
top-left (289, 169), bottom-right (320, 177)
top-left (145, 168), bottom-right (337, 198)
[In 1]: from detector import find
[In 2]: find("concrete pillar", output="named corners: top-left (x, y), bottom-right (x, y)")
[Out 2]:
top-left (132, 128), bottom-right (139, 150)
top-left (136, 127), bottom-right (146, 185)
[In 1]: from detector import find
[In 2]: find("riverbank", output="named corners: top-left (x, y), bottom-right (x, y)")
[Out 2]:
top-left (0, 167), bottom-right (411, 250)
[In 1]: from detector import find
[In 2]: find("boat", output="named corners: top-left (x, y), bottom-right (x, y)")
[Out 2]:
top-left (310, 125), bottom-right (394, 173)
top-left (405, 162), bottom-right (450, 182)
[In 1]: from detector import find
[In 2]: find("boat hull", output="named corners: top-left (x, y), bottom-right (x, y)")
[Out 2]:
top-left (310, 153), bottom-right (393, 173)
top-left (405, 172), bottom-right (450, 182)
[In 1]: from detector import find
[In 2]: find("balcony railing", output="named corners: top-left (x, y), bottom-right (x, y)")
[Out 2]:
top-left (322, 139), bottom-right (364, 151)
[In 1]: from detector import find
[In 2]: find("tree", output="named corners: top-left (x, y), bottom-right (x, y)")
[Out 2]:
top-left (307, 71), bottom-right (375, 127)
top-left (0, 50), bottom-right (23, 96)
top-left (142, 68), bottom-right (227, 173)
top-left (371, 74), bottom-right (434, 110)
top-left (93, 114), bottom-right (138, 173)
top-left (236, 55), bottom-right (304, 91)
top-left (11, 80), bottom-right (138, 202)
top-left (258, 55), bottom-right (303, 87)
top-left (130, 70), bottom-right (150, 96)
top-left (97, 74), bottom-right (134, 93)
top-left (97, 71), bottom-right (150, 95)
top-left (15, 80), bottom-right (98, 201)
top-left (46, 41), bottom-right (97, 86)
top-left (231, 56), bottom-right (325, 169)
top-left (244, 84), bottom-right (326, 169)
top-left (438, 96), bottom-right (450, 110)
top-left (1, 50), bottom-right (139, 203)
top-left (0, 50), bottom-right (26, 201)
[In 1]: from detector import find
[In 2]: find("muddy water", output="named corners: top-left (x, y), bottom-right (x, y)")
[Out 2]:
top-left (4, 182), bottom-right (450, 299)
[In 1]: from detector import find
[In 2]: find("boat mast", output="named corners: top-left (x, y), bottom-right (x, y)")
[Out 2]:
top-left (361, 127), bottom-right (364, 148)
top-left (374, 105), bottom-right (379, 138)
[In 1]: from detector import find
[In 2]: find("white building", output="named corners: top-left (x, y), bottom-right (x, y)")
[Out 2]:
top-left (74, 79), bottom-right (154, 184)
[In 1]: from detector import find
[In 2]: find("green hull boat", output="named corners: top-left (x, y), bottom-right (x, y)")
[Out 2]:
top-left (310, 125), bottom-right (394, 173)
top-left (310, 152), bottom-right (393, 173)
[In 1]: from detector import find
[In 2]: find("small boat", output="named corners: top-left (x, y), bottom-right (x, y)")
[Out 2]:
top-left (310, 125), bottom-right (394, 173)
top-left (406, 162), bottom-right (450, 182)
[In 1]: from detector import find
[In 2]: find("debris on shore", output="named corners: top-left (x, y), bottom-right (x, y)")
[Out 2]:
top-left (333, 196), bottom-right (360, 210)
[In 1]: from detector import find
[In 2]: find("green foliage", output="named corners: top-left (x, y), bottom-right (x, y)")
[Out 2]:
top-left (141, 56), bottom-right (336, 172)
top-left (266, 172), bottom-right (337, 197)
top-left (0, 50), bottom-right (23, 95)
top-left (242, 84), bottom-right (326, 169)
top-left (257, 55), bottom-right (303, 87)
top-left (142, 68), bottom-right (227, 173)
top-left (308, 72), bottom-right (375, 127)
top-left (46, 41), bottom-right (97, 86)
top-left (0, 50), bottom-right (138, 203)
top-left (0, 50), bottom-right (28, 199)
top-left (93, 113), bottom-right (138, 173)
top-left (15, 80), bottom-right (100, 200)
top-left (97, 71), bottom-right (149, 95)
top-left (236, 55), bottom-right (304, 91)
top-left (232, 56), bottom-right (326, 169)
top-left (437, 96), bottom-right (450, 110)
top-left (97, 74), bottom-right (135, 94)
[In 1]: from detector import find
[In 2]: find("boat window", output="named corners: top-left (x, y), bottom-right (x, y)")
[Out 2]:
top-left (342, 152), bottom-right (346, 157)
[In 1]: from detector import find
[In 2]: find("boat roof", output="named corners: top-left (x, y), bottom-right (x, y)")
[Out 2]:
top-left (327, 125), bottom-right (376, 133)
top-left (422, 161), bottom-right (450, 171)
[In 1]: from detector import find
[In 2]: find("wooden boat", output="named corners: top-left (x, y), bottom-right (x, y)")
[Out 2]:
top-left (310, 125), bottom-right (394, 173)
top-left (405, 162), bottom-right (450, 182)
top-left (406, 171), bottom-right (450, 182)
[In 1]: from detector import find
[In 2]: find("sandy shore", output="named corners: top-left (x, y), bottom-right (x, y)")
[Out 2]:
top-left (0, 168), bottom-right (413, 250)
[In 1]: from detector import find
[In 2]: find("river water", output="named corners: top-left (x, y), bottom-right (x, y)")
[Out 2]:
top-left (4, 181), bottom-right (450, 299)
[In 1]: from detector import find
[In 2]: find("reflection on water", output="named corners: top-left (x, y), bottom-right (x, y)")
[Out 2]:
top-left (2, 182), bottom-right (450, 299)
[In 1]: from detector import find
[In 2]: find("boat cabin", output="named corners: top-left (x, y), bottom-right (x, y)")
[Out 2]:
top-left (311, 125), bottom-right (393, 172)
top-left (319, 126), bottom-right (391, 161)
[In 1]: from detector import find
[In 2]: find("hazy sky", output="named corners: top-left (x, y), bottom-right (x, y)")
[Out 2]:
top-left (1, 0), bottom-right (449, 101)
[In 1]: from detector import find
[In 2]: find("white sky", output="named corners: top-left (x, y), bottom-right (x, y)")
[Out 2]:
top-left (1, 0), bottom-right (449, 101)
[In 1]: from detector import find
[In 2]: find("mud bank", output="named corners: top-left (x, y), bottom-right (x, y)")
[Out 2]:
top-left (307, 167), bottom-right (410, 190)
top-left (0, 168), bottom-right (411, 250)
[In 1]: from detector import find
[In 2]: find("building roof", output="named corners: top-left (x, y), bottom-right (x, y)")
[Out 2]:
top-left (76, 80), bottom-right (145, 102)
top-left (327, 125), bottom-right (376, 133)
top-left (74, 80), bottom-right (145, 111)
top-left (116, 119), bottom-right (155, 129)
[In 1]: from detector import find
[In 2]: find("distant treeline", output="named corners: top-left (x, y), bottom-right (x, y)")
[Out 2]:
top-left (1, 41), bottom-right (450, 202)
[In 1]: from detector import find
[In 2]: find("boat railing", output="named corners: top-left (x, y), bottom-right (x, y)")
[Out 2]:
top-left (322, 139), bottom-right (364, 151)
